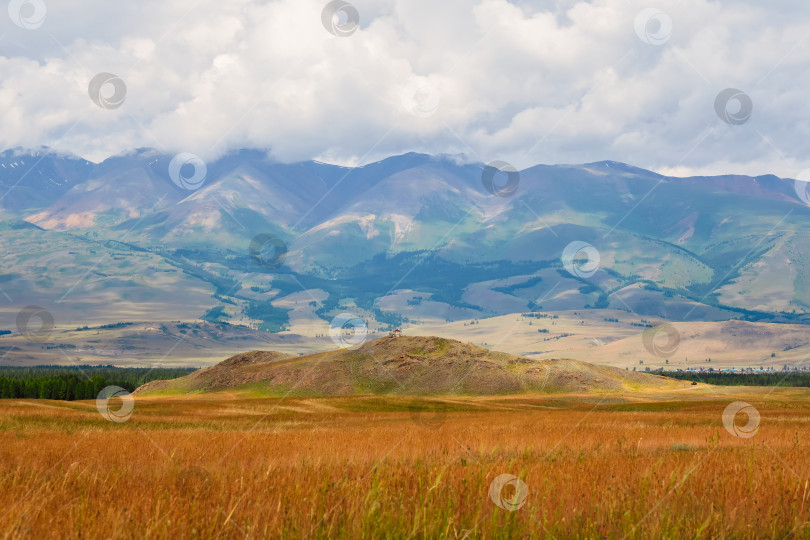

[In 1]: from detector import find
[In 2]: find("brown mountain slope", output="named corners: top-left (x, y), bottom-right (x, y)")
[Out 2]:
top-left (135, 336), bottom-right (688, 396)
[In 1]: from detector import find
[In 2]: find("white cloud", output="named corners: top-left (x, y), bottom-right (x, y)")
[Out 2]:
top-left (1, 0), bottom-right (809, 178)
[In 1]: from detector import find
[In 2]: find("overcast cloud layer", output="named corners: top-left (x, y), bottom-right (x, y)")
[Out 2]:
top-left (1, 0), bottom-right (809, 177)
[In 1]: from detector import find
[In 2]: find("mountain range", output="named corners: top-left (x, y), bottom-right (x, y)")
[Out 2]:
top-left (2, 146), bottom-right (810, 349)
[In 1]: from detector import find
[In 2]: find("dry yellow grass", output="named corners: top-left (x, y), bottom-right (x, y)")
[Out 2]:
top-left (0, 387), bottom-right (808, 538)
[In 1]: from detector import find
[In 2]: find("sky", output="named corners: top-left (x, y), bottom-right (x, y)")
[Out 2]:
top-left (1, 0), bottom-right (809, 178)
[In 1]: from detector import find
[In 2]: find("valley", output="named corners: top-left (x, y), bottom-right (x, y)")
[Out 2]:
top-left (3, 309), bottom-right (809, 371)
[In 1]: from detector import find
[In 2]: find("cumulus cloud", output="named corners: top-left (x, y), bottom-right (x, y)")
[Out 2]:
top-left (0, 0), bottom-right (809, 177)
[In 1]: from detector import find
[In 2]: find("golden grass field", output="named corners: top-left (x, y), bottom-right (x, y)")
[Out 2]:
top-left (1, 386), bottom-right (809, 539)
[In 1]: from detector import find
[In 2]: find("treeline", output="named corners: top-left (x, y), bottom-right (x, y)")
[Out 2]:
top-left (0, 365), bottom-right (196, 400)
top-left (662, 371), bottom-right (810, 387)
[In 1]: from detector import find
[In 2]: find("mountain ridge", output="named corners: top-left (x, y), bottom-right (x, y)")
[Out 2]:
top-left (2, 148), bottom-right (810, 346)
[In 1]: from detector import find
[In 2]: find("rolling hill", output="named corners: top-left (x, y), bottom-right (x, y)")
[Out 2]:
top-left (134, 335), bottom-right (689, 396)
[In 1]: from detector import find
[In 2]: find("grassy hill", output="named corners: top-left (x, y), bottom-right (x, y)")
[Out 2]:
top-left (134, 335), bottom-right (688, 396)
